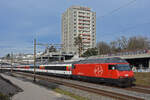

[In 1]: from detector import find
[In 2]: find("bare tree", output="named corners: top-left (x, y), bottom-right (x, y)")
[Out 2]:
top-left (110, 41), bottom-right (120, 53)
top-left (97, 41), bottom-right (111, 55)
top-left (127, 36), bottom-right (149, 50)
top-left (97, 36), bottom-right (150, 55)
top-left (110, 36), bottom-right (149, 52)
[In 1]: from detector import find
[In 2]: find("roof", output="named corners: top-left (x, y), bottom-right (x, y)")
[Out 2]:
top-left (74, 57), bottom-right (128, 64)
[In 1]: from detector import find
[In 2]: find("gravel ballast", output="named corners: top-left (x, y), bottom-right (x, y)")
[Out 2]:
top-left (7, 72), bottom-right (150, 100)
top-left (2, 73), bottom-right (76, 100)
top-left (12, 73), bottom-right (116, 100)
top-left (0, 73), bottom-right (23, 97)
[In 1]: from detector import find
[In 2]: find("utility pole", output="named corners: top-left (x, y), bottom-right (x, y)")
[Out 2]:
top-left (0, 58), bottom-right (2, 73)
top-left (11, 52), bottom-right (13, 73)
top-left (33, 38), bottom-right (36, 82)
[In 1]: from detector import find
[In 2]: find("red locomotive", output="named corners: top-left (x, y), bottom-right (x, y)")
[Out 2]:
top-left (71, 57), bottom-right (135, 87)
top-left (1, 57), bottom-right (135, 87)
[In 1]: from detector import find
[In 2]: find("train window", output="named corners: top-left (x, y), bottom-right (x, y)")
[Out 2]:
top-left (116, 64), bottom-right (131, 71)
top-left (45, 66), bottom-right (66, 70)
top-left (108, 65), bottom-right (116, 70)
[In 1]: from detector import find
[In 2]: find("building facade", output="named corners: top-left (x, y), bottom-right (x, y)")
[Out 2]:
top-left (62, 6), bottom-right (96, 54)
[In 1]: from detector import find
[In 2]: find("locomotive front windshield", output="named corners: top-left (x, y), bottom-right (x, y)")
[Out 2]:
top-left (116, 64), bottom-right (131, 71)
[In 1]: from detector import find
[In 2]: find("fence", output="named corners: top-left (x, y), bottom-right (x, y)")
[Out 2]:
top-left (132, 67), bottom-right (150, 72)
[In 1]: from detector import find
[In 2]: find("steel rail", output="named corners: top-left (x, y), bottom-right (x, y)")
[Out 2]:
top-left (13, 72), bottom-right (144, 100)
top-left (125, 87), bottom-right (150, 94)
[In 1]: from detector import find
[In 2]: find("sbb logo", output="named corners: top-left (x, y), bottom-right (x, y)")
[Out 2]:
top-left (94, 65), bottom-right (103, 76)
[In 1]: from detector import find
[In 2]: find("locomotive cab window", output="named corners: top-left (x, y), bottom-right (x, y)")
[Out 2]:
top-left (108, 65), bottom-right (116, 70)
top-left (116, 64), bottom-right (131, 71)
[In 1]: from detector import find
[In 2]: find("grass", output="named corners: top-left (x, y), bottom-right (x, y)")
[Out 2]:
top-left (0, 93), bottom-right (10, 100)
top-left (54, 88), bottom-right (89, 100)
top-left (134, 72), bottom-right (150, 86)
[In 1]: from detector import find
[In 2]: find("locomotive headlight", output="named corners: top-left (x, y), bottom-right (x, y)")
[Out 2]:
top-left (125, 74), bottom-right (128, 77)
top-left (119, 76), bottom-right (124, 78)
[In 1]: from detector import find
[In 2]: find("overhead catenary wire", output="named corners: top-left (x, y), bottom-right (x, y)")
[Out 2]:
top-left (99, 0), bottom-right (137, 18)
top-left (99, 22), bottom-right (150, 37)
top-left (97, 0), bottom-right (150, 41)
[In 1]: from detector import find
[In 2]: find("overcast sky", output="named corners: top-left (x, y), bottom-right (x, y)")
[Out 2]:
top-left (0, 0), bottom-right (150, 56)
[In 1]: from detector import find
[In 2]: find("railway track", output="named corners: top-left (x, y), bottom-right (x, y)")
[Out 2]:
top-left (125, 86), bottom-right (150, 94)
top-left (82, 80), bottom-right (150, 94)
top-left (12, 72), bottom-right (145, 100)
top-left (135, 85), bottom-right (150, 90)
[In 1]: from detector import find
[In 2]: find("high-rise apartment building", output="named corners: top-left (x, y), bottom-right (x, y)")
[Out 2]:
top-left (62, 6), bottom-right (96, 54)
